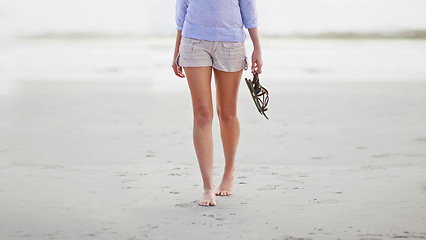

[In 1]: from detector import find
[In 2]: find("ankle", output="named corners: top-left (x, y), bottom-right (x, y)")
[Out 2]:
top-left (223, 168), bottom-right (235, 178)
top-left (204, 185), bottom-right (215, 191)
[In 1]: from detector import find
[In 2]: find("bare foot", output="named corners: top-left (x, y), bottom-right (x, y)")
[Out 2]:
top-left (216, 175), bottom-right (233, 196)
top-left (199, 189), bottom-right (216, 206)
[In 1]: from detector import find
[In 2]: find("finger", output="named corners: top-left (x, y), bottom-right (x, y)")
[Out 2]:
top-left (172, 65), bottom-right (179, 76)
top-left (251, 64), bottom-right (257, 74)
top-left (251, 62), bottom-right (256, 74)
top-left (177, 67), bottom-right (185, 78)
top-left (257, 64), bottom-right (262, 74)
top-left (253, 60), bottom-right (263, 74)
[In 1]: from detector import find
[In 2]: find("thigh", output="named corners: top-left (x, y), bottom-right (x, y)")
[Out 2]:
top-left (184, 67), bottom-right (214, 113)
top-left (214, 69), bottom-right (244, 114)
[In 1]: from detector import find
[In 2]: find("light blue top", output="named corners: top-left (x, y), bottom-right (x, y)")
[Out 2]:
top-left (175, 0), bottom-right (258, 42)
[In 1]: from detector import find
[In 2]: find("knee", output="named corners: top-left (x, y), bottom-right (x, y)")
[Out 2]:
top-left (194, 109), bottom-right (213, 127)
top-left (217, 109), bottom-right (237, 124)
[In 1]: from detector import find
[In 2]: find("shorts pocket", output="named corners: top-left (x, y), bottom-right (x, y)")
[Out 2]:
top-left (181, 37), bottom-right (201, 54)
top-left (221, 42), bottom-right (244, 58)
top-left (222, 42), bottom-right (242, 49)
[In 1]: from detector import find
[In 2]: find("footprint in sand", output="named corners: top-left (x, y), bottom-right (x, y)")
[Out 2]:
top-left (168, 173), bottom-right (181, 176)
top-left (175, 201), bottom-right (197, 208)
top-left (371, 153), bottom-right (390, 158)
top-left (311, 198), bottom-right (339, 204)
top-left (356, 146), bottom-right (369, 150)
top-left (0, 147), bottom-right (10, 153)
top-left (146, 150), bottom-right (156, 158)
top-left (257, 185), bottom-right (280, 191)
top-left (311, 156), bottom-right (330, 160)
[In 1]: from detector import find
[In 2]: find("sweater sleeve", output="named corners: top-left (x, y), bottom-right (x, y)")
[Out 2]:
top-left (175, 0), bottom-right (189, 30)
top-left (239, 0), bottom-right (258, 29)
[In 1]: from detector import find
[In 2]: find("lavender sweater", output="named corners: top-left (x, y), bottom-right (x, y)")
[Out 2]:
top-left (175, 0), bottom-right (258, 42)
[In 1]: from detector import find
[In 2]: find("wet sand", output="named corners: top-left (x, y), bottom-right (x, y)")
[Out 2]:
top-left (1, 77), bottom-right (426, 239)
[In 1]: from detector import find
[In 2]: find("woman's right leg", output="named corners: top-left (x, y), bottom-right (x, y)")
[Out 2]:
top-left (184, 66), bottom-right (216, 206)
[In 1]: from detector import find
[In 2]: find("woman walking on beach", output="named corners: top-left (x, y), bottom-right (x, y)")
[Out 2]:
top-left (172, 0), bottom-right (263, 206)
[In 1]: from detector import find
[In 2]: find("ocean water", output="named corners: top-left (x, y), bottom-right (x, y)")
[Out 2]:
top-left (1, 0), bottom-right (426, 95)
top-left (1, 37), bottom-right (426, 95)
top-left (1, 0), bottom-right (426, 38)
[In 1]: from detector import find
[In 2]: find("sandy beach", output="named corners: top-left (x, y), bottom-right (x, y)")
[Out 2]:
top-left (1, 38), bottom-right (426, 239)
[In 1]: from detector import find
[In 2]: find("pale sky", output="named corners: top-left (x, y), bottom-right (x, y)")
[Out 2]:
top-left (1, 0), bottom-right (426, 38)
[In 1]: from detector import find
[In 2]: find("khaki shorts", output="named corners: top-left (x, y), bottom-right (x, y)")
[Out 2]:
top-left (177, 37), bottom-right (248, 72)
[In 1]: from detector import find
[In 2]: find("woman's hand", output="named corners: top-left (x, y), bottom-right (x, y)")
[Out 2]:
top-left (172, 54), bottom-right (185, 78)
top-left (247, 27), bottom-right (263, 74)
top-left (172, 30), bottom-right (185, 78)
top-left (251, 49), bottom-right (263, 74)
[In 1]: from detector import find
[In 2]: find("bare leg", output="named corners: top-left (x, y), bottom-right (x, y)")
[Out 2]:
top-left (184, 66), bottom-right (216, 206)
top-left (213, 69), bottom-right (243, 196)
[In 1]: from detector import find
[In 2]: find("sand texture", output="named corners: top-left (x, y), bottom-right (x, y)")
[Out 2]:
top-left (1, 38), bottom-right (426, 239)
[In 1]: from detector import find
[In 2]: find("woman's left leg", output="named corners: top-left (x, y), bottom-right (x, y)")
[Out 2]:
top-left (213, 68), bottom-right (244, 196)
